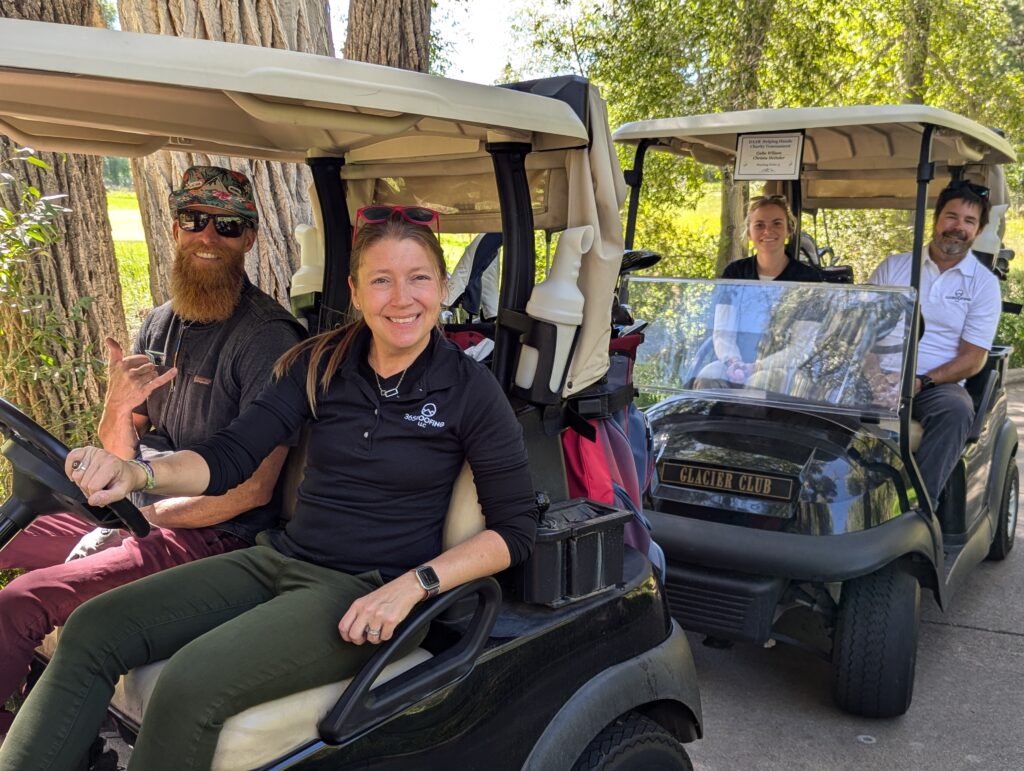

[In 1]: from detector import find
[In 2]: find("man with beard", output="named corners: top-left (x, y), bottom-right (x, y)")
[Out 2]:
top-left (0, 166), bottom-right (304, 738)
top-left (869, 181), bottom-right (1001, 507)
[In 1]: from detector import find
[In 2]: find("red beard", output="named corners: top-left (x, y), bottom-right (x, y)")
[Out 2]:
top-left (169, 243), bottom-right (246, 323)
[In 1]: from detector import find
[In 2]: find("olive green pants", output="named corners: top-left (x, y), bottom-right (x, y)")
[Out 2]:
top-left (0, 539), bottom-right (422, 771)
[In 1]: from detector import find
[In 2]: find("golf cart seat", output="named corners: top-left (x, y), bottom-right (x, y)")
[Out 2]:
top-left (38, 460), bottom-right (487, 770)
top-left (905, 363), bottom-right (1001, 455)
top-left (909, 420), bottom-right (923, 453)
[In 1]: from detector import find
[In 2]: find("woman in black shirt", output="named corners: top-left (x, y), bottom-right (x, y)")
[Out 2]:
top-left (697, 196), bottom-right (822, 386)
top-left (722, 195), bottom-right (822, 282)
top-left (0, 207), bottom-right (538, 771)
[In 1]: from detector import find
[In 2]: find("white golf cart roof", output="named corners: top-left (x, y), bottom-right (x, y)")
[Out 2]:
top-left (0, 19), bottom-right (587, 163)
top-left (0, 18), bottom-right (626, 397)
top-left (613, 105), bottom-right (1016, 209)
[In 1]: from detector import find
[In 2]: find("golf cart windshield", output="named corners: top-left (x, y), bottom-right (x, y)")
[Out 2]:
top-left (630, 278), bottom-right (916, 419)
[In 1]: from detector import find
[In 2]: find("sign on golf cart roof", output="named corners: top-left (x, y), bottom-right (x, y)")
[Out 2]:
top-left (614, 105), bottom-right (1015, 209)
top-left (734, 132), bottom-right (803, 180)
top-left (0, 19), bottom-right (588, 163)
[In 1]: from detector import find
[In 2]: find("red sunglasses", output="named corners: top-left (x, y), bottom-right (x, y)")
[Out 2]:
top-left (352, 205), bottom-right (440, 245)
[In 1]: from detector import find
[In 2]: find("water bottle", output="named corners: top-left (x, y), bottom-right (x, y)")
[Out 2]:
top-left (515, 225), bottom-right (592, 394)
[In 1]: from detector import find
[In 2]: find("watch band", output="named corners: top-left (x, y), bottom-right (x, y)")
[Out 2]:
top-left (919, 375), bottom-right (936, 390)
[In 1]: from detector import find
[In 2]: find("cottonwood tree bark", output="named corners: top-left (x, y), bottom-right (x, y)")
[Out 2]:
top-left (344, 0), bottom-right (430, 71)
top-left (117, 0), bottom-right (333, 306)
top-left (716, 0), bottom-right (777, 275)
top-left (0, 0), bottom-right (128, 442)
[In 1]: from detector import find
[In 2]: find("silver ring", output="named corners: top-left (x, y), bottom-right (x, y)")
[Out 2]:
top-left (367, 627), bottom-right (381, 637)
top-left (72, 460), bottom-right (87, 471)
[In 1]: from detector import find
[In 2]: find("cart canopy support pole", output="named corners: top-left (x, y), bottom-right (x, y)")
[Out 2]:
top-left (308, 156), bottom-right (350, 335)
top-left (901, 124), bottom-right (936, 519)
top-left (623, 140), bottom-right (651, 252)
top-left (488, 142), bottom-right (536, 392)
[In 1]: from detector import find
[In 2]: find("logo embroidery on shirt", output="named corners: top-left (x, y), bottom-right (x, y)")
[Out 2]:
top-left (945, 288), bottom-right (971, 303)
top-left (404, 402), bottom-right (446, 429)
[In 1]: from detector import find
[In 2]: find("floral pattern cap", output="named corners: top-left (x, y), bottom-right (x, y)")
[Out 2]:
top-left (168, 165), bottom-right (259, 225)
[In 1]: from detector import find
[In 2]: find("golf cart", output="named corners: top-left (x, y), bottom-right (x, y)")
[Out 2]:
top-left (0, 19), bottom-right (701, 769)
top-left (612, 106), bottom-right (1018, 717)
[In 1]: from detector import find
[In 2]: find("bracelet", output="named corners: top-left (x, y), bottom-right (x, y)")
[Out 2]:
top-left (127, 459), bottom-right (156, 491)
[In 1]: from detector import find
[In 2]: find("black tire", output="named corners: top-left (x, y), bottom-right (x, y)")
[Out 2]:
top-left (831, 562), bottom-right (919, 718)
top-left (571, 711), bottom-right (692, 771)
top-left (986, 459), bottom-right (1018, 561)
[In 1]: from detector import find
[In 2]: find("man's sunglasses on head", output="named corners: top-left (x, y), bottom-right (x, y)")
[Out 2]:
top-left (949, 180), bottom-right (990, 199)
top-left (176, 210), bottom-right (254, 239)
top-left (352, 205), bottom-right (440, 245)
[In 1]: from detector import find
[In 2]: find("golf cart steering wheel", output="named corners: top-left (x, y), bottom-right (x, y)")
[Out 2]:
top-left (0, 396), bottom-right (150, 549)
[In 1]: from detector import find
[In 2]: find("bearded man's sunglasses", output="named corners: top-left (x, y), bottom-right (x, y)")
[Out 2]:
top-left (352, 205), bottom-right (440, 245)
top-left (176, 211), bottom-right (254, 239)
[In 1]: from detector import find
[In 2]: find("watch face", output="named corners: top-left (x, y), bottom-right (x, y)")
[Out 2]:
top-left (417, 566), bottom-right (440, 589)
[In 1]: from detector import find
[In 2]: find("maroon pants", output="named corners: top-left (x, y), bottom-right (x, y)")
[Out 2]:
top-left (0, 514), bottom-right (246, 718)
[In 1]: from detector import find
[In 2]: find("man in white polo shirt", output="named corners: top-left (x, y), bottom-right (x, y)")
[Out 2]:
top-left (869, 181), bottom-right (1001, 507)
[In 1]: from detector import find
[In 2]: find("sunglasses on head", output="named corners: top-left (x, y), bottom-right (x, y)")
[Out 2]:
top-left (176, 211), bottom-right (253, 239)
top-left (752, 194), bottom-right (789, 206)
top-left (352, 205), bottom-right (440, 245)
top-left (948, 180), bottom-right (990, 199)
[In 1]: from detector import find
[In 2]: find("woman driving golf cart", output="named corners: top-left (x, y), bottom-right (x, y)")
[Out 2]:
top-left (0, 208), bottom-right (539, 771)
top-left (697, 195), bottom-right (822, 386)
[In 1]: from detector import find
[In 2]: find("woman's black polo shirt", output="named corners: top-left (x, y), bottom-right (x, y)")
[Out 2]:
top-left (191, 328), bottom-right (537, 579)
top-left (722, 255), bottom-right (823, 282)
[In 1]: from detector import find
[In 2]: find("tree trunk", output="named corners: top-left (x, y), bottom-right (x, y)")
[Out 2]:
top-left (344, 0), bottom-right (431, 71)
top-left (716, 0), bottom-right (776, 275)
top-left (117, 0), bottom-right (334, 306)
top-left (901, 0), bottom-right (932, 104)
top-left (0, 0), bottom-right (127, 444)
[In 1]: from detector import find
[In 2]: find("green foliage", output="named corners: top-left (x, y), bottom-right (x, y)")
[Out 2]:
top-left (997, 269), bottom-right (1024, 367)
top-left (115, 239), bottom-right (151, 338)
top-left (103, 156), bottom-right (132, 189)
top-left (513, 0), bottom-right (1024, 279)
top-left (0, 149), bottom-right (103, 499)
top-left (97, 0), bottom-right (117, 29)
top-left (805, 209), bottom-right (915, 282)
top-left (105, 190), bottom-right (152, 338)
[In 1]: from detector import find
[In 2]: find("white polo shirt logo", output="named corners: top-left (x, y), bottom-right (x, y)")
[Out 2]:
top-left (404, 402), bottom-right (445, 429)
top-left (945, 288), bottom-right (970, 303)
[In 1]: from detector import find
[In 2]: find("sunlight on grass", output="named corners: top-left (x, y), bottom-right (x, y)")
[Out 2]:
top-left (107, 191), bottom-right (152, 339)
top-left (675, 191), bottom-right (721, 235)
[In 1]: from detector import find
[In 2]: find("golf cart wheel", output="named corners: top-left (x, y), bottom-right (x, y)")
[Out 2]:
top-left (832, 562), bottom-right (919, 718)
top-left (571, 711), bottom-right (692, 771)
top-left (986, 459), bottom-right (1018, 561)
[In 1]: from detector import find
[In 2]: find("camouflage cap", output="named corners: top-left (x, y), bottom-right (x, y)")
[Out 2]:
top-left (168, 165), bottom-right (259, 225)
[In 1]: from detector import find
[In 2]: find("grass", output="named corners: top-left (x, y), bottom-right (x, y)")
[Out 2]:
top-left (107, 191), bottom-right (152, 340)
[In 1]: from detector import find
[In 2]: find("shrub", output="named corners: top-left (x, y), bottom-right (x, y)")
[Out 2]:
top-left (997, 269), bottom-right (1024, 367)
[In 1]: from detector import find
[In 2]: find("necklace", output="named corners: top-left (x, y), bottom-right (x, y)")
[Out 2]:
top-left (169, 319), bottom-right (195, 394)
top-left (374, 367), bottom-right (408, 398)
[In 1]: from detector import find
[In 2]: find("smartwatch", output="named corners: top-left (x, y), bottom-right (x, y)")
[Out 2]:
top-left (919, 375), bottom-right (936, 391)
top-left (415, 565), bottom-right (441, 598)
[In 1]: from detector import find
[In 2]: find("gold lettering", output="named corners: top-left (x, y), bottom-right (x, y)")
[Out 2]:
top-left (663, 462), bottom-right (793, 500)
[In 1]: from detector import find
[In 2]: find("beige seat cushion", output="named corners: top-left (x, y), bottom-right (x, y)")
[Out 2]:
top-left (908, 419), bottom-right (923, 453)
top-left (39, 632), bottom-right (432, 771)
top-left (442, 461), bottom-right (486, 549)
top-left (875, 418), bottom-right (923, 453)
top-left (103, 649), bottom-right (432, 771)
